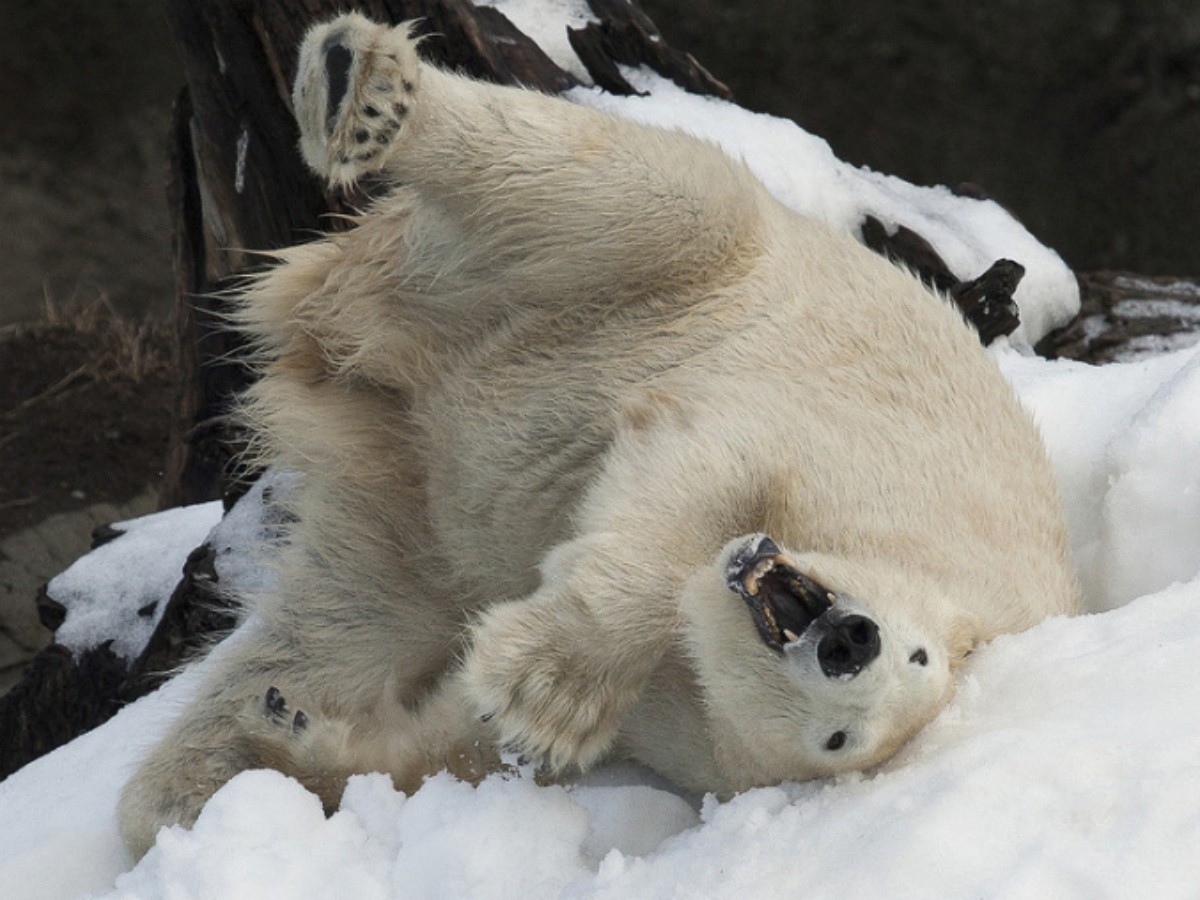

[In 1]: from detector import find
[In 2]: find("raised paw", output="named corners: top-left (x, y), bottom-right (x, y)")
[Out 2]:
top-left (459, 599), bottom-right (636, 774)
top-left (292, 13), bottom-right (421, 186)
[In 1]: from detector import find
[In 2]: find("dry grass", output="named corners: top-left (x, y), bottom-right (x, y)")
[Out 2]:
top-left (30, 287), bottom-right (174, 385)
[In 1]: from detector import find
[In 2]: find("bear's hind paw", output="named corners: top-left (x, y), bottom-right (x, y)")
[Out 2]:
top-left (293, 13), bottom-right (421, 187)
top-left (262, 685), bottom-right (309, 735)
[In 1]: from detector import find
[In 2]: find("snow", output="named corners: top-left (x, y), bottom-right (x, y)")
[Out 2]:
top-left (996, 345), bottom-right (1200, 611)
top-left (49, 501), bottom-right (223, 659)
top-left (475, 1), bottom-right (596, 81)
top-left (3, 12), bottom-right (1199, 898)
top-left (2, 345), bottom-right (1198, 899)
top-left (47, 471), bottom-right (293, 663)
top-left (571, 68), bottom-right (1080, 349)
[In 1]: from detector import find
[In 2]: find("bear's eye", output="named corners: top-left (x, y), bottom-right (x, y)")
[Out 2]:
top-left (909, 648), bottom-right (929, 666)
top-left (825, 730), bottom-right (847, 751)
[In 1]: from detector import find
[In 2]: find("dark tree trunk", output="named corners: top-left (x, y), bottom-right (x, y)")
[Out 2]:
top-left (157, 0), bottom-right (731, 510)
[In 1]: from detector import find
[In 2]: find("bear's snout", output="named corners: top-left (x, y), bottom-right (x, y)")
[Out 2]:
top-left (817, 614), bottom-right (881, 678)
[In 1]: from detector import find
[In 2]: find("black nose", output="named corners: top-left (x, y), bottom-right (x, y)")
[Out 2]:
top-left (817, 614), bottom-right (881, 678)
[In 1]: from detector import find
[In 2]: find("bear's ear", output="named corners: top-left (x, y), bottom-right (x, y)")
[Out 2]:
top-left (724, 535), bottom-right (834, 652)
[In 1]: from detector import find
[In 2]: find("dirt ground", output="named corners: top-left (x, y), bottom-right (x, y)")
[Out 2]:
top-left (0, 309), bottom-right (174, 543)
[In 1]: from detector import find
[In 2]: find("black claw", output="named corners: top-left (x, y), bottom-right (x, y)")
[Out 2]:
top-left (265, 686), bottom-right (287, 716)
top-left (292, 710), bottom-right (308, 732)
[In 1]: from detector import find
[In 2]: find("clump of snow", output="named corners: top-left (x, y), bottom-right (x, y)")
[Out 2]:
top-left (49, 502), bottom-right (223, 659)
top-left (205, 470), bottom-right (296, 598)
top-left (48, 471), bottom-right (295, 663)
top-left (4, 575), bottom-right (1200, 898)
top-left (571, 68), bottom-right (1080, 348)
top-left (476, 0), bottom-right (596, 81)
top-left (996, 343), bottom-right (1200, 611)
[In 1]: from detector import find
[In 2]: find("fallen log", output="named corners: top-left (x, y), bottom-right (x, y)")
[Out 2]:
top-left (1037, 271), bottom-right (1200, 362)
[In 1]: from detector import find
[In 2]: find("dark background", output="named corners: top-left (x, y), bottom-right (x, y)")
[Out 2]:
top-left (1, 0), bottom-right (1197, 328)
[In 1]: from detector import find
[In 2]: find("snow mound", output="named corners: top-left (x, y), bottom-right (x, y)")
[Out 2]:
top-left (2, 578), bottom-right (1197, 899)
top-left (48, 471), bottom-right (295, 662)
top-left (996, 343), bottom-right (1200, 611)
top-left (49, 502), bottom-right (223, 659)
top-left (572, 68), bottom-right (1080, 348)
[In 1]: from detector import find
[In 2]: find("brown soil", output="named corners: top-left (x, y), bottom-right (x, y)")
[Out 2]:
top-left (0, 307), bottom-right (174, 542)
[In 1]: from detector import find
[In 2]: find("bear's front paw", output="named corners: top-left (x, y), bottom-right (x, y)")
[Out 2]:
top-left (460, 602), bottom-right (633, 773)
top-left (292, 13), bottom-right (421, 186)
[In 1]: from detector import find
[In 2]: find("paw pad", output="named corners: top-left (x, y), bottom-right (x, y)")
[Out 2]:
top-left (293, 14), bottom-right (421, 185)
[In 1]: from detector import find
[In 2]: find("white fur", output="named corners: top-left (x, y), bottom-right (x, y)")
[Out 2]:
top-left (118, 15), bottom-right (1080, 858)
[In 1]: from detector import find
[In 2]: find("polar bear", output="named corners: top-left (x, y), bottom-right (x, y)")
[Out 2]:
top-left (118, 14), bottom-right (1080, 857)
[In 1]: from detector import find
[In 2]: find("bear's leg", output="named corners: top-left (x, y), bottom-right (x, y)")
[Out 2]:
top-left (456, 392), bottom-right (778, 774)
top-left (118, 627), bottom-right (492, 859)
top-left (457, 527), bottom-right (695, 773)
top-left (291, 13), bottom-right (764, 304)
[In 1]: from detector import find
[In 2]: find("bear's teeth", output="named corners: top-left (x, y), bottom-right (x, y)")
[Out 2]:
top-left (783, 628), bottom-right (800, 644)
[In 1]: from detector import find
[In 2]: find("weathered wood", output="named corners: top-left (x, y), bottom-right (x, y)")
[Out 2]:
top-left (568, 0), bottom-right (733, 99)
top-left (861, 214), bottom-right (1023, 343)
top-left (1037, 271), bottom-right (1200, 362)
top-left (160, 89), bottom-right (256, 509)
top-left (0, 642), bottom-right (127, 780)
top-left (949, 259), bottom-right (1023, 347)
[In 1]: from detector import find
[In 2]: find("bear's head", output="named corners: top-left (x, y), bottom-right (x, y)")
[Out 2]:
top-left (681, 534), bottom-right (958, 791)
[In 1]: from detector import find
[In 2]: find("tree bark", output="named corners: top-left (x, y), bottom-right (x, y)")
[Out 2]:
top-left (157, 0), bottom-right (735, 509)
top-left (1037, 272), bottom-right (1200, 362)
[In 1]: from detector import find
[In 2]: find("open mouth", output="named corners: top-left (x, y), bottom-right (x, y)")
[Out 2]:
top-left (724, 535), bottom-right (834, 653)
